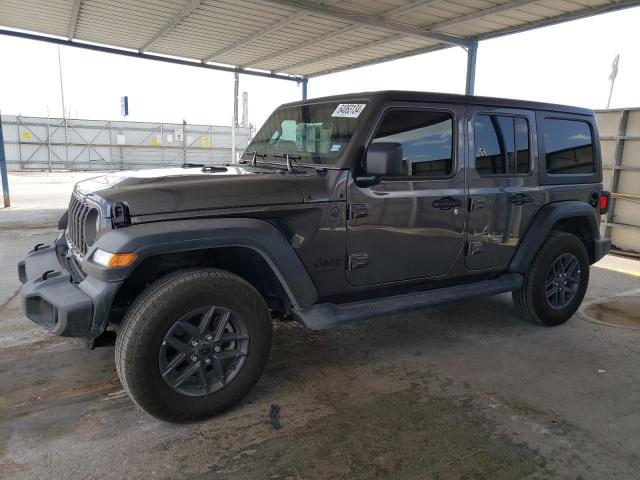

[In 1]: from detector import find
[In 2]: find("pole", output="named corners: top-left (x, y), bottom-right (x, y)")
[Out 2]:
top-left (302, 78), bottom-right (308, 100)
top-left (464, 41), bottom-right (478, 96)
top-left (231, 116), bottom-right (236, 164)
top-left (182, 119), bottom-right (187, 164)
top-left (0, 108), bottom-right (10, 207)
top-left (233, 73), bottom-right (239, 128)
top-left (46, 109), bottom-right (52, 172)
top-left (58, 45), bottom-right (70, 167)
top-left (607, 54), bottom-right (620, 109)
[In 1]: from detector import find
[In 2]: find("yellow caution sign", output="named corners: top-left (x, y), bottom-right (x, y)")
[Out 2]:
top-left (201, 136), bottom-right (210, 148)
top-left (21, 131), bottom-right (31, 140)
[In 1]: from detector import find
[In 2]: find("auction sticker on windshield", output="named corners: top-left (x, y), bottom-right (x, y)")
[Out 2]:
top-left (332, 104), bottom-right (366, 118)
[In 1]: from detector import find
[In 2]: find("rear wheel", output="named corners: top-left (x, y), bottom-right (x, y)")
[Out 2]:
top-left (512, 231), bottom-right (589, 326)
top-left (115, 268), bottom-right (271, 422)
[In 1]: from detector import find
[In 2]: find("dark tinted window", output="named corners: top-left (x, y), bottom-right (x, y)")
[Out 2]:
top-left (474, 114), bottom-right (530, 175)
top-left (544, 119), bottom-right (594, 174)
top-left (372, 110), bottom-right (453, 177)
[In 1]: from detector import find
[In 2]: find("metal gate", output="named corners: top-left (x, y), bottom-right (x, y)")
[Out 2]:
top-left (1, 115), bottom-right (251, 171)
top-left (596, 108), bottom-right (640, 254)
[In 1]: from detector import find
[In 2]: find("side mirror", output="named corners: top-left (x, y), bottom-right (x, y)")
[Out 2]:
top-left (365, 142), bottom-right (403, 177)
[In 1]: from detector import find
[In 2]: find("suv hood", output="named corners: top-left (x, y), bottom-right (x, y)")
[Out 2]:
top-left (75, 166), bottom-right (304, 217)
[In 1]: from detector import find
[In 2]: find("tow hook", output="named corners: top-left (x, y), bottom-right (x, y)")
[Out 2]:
top-left (31, 243), bottom-right (49, 252)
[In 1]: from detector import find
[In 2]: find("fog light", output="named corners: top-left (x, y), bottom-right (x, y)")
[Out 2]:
top-left (92, 249), bottom-right (137, 268)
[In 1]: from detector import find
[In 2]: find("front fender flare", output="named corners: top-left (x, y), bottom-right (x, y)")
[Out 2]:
top-left (82, 218), bottom-right (318, 309)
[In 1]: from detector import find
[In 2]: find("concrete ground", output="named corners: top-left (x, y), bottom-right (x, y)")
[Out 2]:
top-left (1, 172), bottom-right (640, 480)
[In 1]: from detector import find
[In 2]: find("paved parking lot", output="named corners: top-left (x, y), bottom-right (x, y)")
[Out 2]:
top-left (1, 172), bottom-right (640, 479)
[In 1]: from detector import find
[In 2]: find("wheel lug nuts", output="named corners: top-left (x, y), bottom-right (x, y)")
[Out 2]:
top-left (214, 346), bottom-right (221, 353)
top-left (205, 335), bottom-right (212, 341)
top-left (192, 341), bottom-right (199, 347)
top-left (190, 355), bottom-right (198, 362)
top-left (205, 358), bottom-right (211, 365)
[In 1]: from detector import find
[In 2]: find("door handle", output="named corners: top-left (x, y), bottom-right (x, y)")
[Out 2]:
top-left (508, 194), bottom-right (534, 205)
top-left (433, 197), bottom-right (462, 210)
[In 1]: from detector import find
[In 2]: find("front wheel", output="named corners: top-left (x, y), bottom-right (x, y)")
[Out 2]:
top-left (115, 268), bottom-right (272, 422)
top-left (512, 231), bottom-right (589, 326)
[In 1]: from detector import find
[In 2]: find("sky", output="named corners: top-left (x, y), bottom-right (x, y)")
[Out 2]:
top-left (0, 6), bottom-right (639, 130)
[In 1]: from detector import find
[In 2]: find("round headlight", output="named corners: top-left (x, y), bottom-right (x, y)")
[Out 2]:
top-left (84, 208), bottom-right (100, 247)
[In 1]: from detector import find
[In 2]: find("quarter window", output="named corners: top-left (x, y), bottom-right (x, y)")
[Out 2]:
top-left (371, 110), bottom-right (453, 177)
top-left (544, 119), bottom-right (594, 174)
top-left (474, 114), bottom-right (530, 176)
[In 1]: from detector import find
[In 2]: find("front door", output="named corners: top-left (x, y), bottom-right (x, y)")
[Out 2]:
top-left (346, 104), bottom-right (466, 286)
top-left (465, 107), bottom-right (541, 270)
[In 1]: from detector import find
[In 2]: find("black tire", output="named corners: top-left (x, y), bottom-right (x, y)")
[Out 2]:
top-left (115, 268), bottom-right (272, 422)
top-left (512, 231), bottom-right (589, 326)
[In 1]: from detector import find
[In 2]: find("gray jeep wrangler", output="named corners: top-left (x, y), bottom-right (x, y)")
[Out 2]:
top-left (18, 91), bottom-right (611, 422)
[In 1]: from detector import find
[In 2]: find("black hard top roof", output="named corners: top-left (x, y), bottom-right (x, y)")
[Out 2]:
top-left (283, 90), bottom-right (593, 116)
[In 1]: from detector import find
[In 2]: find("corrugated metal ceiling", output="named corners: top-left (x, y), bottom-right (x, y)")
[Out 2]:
top-left (1, 0), bottom-right (637, 78)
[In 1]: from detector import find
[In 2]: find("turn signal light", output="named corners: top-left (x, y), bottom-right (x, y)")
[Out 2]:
top-left (92, 249), bottom-right (137, 268)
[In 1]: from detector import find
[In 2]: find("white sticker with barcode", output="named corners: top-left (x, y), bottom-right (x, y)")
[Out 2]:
top-left (331, 103), bottom-right (366, 118)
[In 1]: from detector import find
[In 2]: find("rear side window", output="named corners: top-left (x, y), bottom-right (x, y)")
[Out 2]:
top-left (474, 114), bottom-right (530, 176)
top-left (372, 110), bottom-right (453, 177)
top-left (544, 119), bottom-right (594, 174)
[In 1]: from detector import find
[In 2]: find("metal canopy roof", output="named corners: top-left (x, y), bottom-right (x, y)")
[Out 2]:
top-left (1, 0), bottom-right (637, 80)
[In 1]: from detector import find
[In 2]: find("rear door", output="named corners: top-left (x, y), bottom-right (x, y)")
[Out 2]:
top-left (465, 107), bottom-right (541, 270)
top-left (346, 103), bottom-right (466, 286)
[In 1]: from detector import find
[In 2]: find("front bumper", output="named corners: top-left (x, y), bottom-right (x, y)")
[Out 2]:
top-left (18, 241), bottom-right (120, 339)
top-left (594, 237), bottom-right (611, 263)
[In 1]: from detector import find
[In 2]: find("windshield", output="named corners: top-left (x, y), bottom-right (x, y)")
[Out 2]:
top-left (245, 101), bottom-right (367, 166)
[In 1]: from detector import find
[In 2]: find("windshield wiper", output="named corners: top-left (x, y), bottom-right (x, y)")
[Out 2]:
top-left (272, 153), bottom-right (301, 172)
top-left (243, 151), bottom-right (267, 167)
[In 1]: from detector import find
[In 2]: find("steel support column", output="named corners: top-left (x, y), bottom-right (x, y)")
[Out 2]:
top-left (302, 78), bottom-right (308, 101)
top-left (0, 110), bottom-right (10, 207)
top-left (465, 41), bottom-right (478, 96)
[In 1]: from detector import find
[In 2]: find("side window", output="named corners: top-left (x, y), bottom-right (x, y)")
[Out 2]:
top-left (544, 119), bottom-right (594, 174)
top-left (474, 114), bottom-right (530, 176)
top-left (372, 110), bottom-right (453, 177)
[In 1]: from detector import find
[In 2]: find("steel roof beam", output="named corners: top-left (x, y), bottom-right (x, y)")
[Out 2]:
top-left (263, 0), bottom-right (473, 47)
top-left (202, 10), bottom-right (308, 63)
top-left (277, 0), bottom-right (540, 75)
top-left (67, 0), bottom-right (82, 40)
top-left (241, 0), bottom-right (456, 69)
top-left (307, 0), bottom-right (640, 78)
top-left (139, 0), bottom-right (203, 53)
top-left (380, 0), bottom-right (440, 18)
top-left (240, 24), bottom-right (357, 69)
top-left (280, 33), bottom-right (407, 72)
top-left (427, 0), bottom-right (539, 30)
top-left (0, 28), bottom-right (303, 82)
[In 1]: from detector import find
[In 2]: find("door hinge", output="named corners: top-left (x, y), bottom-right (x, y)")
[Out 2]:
top-left (467, 241), bottom-right (484, 256)
top-left (348, 253), bottom-right (369, 270)
top-left (348, 203), bottom-right (368, 220)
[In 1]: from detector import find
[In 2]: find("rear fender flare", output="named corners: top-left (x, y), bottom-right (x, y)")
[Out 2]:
top-left (509, 201), bottom-right (600, 272)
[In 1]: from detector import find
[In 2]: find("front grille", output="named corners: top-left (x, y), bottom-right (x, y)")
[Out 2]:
top-left (66, 192), bottom-right (92, 257)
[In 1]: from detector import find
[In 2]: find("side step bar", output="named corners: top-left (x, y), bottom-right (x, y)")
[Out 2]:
top-left (293, 273), bottom-right (523, 330)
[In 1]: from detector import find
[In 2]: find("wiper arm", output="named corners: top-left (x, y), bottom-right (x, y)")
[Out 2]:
top-left (272, 153), bottom-right (301, 172)
top-left (244, 151), bottom-right (267, 167)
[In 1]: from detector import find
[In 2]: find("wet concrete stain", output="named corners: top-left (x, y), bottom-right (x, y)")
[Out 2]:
top-left (585, 298), bottom-right (640, 328)
top-left (200, 389), bottom-right (548, 480)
